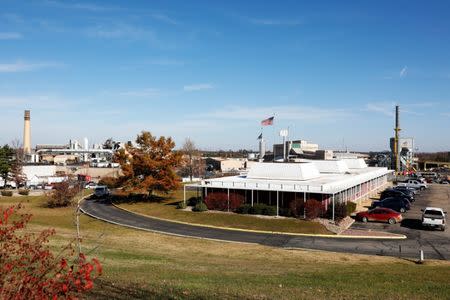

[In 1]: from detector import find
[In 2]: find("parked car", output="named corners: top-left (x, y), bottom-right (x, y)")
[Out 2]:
top-left (94, 186), bottom-right (110, 198)
top-left (393, 185), bottom-right (418, 195)
top-left (397, 179), bottom-right (428, 190)
top-left (421, 207), bottom-right (447, 231)
top-left (44, 184), bottom-right (53, 190)
top-left (371, 197), bottom-right (411, 213)
top-left (380, 188), bottom-right (414, 202)
top-left (356, 207), bottom-right (402, 224)
top-left (85, 182), bottom-right (97, 189)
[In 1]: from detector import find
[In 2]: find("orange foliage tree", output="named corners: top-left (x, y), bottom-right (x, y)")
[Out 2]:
top-left (114, 131), bottom-right (182, 195)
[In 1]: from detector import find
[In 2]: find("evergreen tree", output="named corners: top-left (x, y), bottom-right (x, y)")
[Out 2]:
top-left (0, 145), bottom-right (14, 185)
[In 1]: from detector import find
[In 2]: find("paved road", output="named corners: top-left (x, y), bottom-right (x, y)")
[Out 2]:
top-left (81, 185), bottom-right (450, 260)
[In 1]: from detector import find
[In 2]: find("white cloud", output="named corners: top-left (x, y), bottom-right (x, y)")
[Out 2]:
top-left (0, 32), bottom-right (23, 40)
top-left (118, 88), bottom-right (161, 97)
top-left (365, 102), bottom-right (432, 116)
top-left (248, 18), bottom-right (302, 26)
top-left (146, 59), bottom-right (184, 66)
top-left (44, 0), bottom-right (118, 12)
top-left (86, 24), bottom-right (154, 39)
top-left (0, 95), bottom-right (73, 110)
top-left (1, 13), bottom-right (24, 24)
top-left (84, 23), bottom-right (157, 42)
top-left (183, 84), bottom-right (214, 91)
top-left (407, 102), bottom-right (437, 108)
top-left (365, 102), bottom-right (395, 116)
top-left (0, 61), bottom-right (63, 73)
top-left (400, 66), bottom-right (408, 78)
top-left (150, 13), bottom-right (179, 25)
top-left (201, 105), bottom-right (351, 122)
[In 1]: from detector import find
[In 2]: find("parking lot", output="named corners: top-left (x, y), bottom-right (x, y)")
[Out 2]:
top-left (352, 184), bottom-right (450, 240)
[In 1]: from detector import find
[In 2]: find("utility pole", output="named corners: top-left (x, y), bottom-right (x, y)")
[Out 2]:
top-left (280, 129), bottom-right (288, 162)
top-left (394, 105), bottom-right (401, 174)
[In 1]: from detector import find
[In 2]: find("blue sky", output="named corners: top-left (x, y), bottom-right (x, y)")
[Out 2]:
top-left (0, 0), bottom-right (449, 152)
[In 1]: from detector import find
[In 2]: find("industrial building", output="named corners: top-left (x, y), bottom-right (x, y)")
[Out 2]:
top-left (272, 139), bottom-right (333, 161)
top-left (185, 158), bottom-right (392, 220)
top-left (390, 137), bottom-right (416, 171)
top-left (21, 110), bottom-right (119, 166)
top-left (205, 157), bottom-right (257, 173)
top-left (390, 105), bottom-right (418, 173)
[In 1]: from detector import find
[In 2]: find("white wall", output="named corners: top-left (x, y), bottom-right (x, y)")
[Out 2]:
top-left (23, 165), bottom-right (57, 179)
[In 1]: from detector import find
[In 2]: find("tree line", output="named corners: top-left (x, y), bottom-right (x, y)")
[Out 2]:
top-left (0, 141), bottom-right (26, 189)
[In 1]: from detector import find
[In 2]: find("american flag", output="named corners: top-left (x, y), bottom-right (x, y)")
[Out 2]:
top-left (261, 116), bottom-right (274, 126)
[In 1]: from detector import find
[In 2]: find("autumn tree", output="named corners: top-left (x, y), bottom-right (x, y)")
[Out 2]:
top-left (0, 145), bottom-right (14, 186)
top-left (181, 138), bottom-right (205, 181)
top-left (115, 131), bottom-right (182, 196)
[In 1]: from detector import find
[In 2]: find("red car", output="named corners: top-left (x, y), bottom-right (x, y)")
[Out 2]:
top-left (356, 207), bottom-right (402, 224)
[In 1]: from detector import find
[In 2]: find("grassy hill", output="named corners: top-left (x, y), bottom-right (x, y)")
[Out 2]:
top-left (1, 194), bottom-right (449, 299)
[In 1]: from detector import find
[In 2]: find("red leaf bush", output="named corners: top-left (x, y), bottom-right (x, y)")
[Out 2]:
top-left (304, 199), bottom-right (325, 219)
top-left (0, 204), bottom-right (102, 299)
top-left (204, 192), bottom-right (244, 212)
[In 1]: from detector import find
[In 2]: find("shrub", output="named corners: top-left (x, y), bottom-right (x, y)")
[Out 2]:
top-left (187, 196), bottom-right (201, 206)
top-left (98, 176), bottom-right (120, 188)
top-left (0, 205), bottom-right (102, 298)
top-left (204, 193), bottom-right (227, 211)
top-left (192, 202), bottom-right (208, 212)
top-left (289, 197), bottom-right (305, 218)
top-left (128, 192), bottom-right (148, 201)
top-left (346, 201), bottom-right (357, 215)
top-left (247, 204), bottom-right (278, 216)
top-left (304, 199), bottom-right (324, 219)
top-left (18, 189), bottom-right (30, 196)
top-left (176, 201), bottom-right (187, 209)
top-left (279, 207), bottom-right (293, 217)
top-left (204, 192), bottom-right (244, 212)
top-left (248, 204), bottom-right (264, 215)
top-left (1, 190), bottom-right (13, 197)
top-left (262, 205), bottom-right (277, 216)
top-left (236, 204), bottom-right (251, 214)
top-left (333, 202), bottom-right (348, 221)
top-left (46, 181), bottom-right (80, 208)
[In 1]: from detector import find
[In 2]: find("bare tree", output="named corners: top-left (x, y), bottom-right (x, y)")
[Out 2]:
top-left (10, 139), bottom-right (26, 189)
top-left (181, 138), bottom-right (204, 181)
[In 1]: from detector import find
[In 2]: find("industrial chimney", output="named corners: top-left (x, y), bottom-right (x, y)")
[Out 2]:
top-left (23, 110), bottom-right (31, 154)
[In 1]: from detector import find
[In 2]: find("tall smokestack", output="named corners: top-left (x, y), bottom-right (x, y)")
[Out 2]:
top-left (23, 110), bottom-right (31, 154)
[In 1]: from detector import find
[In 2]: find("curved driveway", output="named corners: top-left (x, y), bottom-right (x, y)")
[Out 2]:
top-left (81, 199), bottom-right (450, 260)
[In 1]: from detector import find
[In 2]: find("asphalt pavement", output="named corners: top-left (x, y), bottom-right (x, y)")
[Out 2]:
top-left (80, 185), bottom-right (450, 260)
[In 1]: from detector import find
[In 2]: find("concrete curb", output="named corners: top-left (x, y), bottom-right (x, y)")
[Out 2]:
top-left (112, 202), bottom-right (407, 240)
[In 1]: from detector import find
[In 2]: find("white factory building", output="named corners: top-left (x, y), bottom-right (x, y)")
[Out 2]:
top-left (185, 158), bottom-right (393, 220)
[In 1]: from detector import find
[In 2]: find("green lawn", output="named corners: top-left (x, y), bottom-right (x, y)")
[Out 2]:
top-left (115, 189), bottom-right (331, 235)
top-left (1, 195), bottom-right (450, 299)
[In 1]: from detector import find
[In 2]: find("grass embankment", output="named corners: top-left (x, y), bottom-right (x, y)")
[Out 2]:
top-left (115, 189), bottom-right (330, 235)
top-left (1, 195), bottom-right (450, 299)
